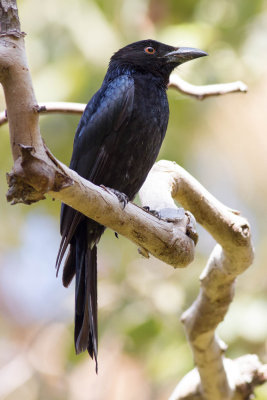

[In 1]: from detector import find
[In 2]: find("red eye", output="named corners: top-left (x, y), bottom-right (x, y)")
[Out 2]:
top-left (144, 46), bottom-right (156, 54)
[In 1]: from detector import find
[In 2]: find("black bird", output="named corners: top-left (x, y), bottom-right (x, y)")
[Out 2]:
top-left (56, 39), bottom-right (207, 371)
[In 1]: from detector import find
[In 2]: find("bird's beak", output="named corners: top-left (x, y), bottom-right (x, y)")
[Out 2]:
top-left (164, 47), bottom-right (208, 64)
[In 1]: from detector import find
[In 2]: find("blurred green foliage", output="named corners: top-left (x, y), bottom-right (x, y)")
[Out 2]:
top-left (0, 0), bottom-right (267, 399)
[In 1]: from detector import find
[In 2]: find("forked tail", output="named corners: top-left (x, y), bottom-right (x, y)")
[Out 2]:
top-left (57, 209), bottom-right (102, 373)
top-left (73, 221), bottom-right (99, 372)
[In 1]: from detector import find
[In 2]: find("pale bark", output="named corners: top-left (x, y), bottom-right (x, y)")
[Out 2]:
top-left (169, 355), bottom-right (267, 400)
top-left (0, 102), bottom-right (85, 126)
top-left (49, 156), bottom-right (196, 268)
top-left (0, 1), bottom-right (46, 160)
top-left (169, 74), bottom-right (248, 100)
top-left (139, 161), bottom-right (266, 400)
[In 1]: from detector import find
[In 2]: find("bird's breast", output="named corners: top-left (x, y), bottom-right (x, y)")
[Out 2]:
top-left (103, 78), bottom-right (169, 199)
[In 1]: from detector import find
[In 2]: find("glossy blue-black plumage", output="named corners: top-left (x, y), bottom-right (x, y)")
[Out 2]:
top-left (56, 39), bottom-right (207, 371)
top-left (69, 72), bottom-right (168, 196)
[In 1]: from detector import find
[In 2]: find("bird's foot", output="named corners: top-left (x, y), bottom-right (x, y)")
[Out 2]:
top-left (100, 185), bottom-right (129, 209)
top-left (143, 206), bottom-right (198, 245)
top-left (142, 206), bottom-right (161, 219)
top-left (143, 206), bottom-right (185, 221)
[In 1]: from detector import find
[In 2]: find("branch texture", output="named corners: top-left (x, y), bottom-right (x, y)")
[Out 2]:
top-left (0, 0), bottom-right (22, 38)
top-left (0, 4), bottom-right (47, 161)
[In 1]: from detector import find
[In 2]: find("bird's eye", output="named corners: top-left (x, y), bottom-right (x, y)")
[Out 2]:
top-left (144, 46), bottom-right (156, 54)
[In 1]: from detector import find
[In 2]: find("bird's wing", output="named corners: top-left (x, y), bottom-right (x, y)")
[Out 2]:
top-left (70, 74), bottom-right (135, 181)
top-left (57, 75), bottom-right (135, 269)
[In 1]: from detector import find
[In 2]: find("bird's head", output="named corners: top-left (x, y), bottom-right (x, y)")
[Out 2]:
top-left (109, 39), bottom-right (207, 85)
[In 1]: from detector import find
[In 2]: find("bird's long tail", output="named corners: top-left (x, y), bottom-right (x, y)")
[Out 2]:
top-left (62, 219), bottom-right (100, 372)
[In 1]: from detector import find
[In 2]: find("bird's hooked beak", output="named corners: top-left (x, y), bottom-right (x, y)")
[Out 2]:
top-left (164, 47), bottom-right (208, 64)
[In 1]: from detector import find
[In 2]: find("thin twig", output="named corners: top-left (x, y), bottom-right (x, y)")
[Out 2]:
top-left (0, 75), bottom-right (248, 126)
top-left (0, 102), bottom-right (86, 126)
top-left (169, 74), bottom-right (248, 100)
top-left (36, 101), bottom-right (86, 115)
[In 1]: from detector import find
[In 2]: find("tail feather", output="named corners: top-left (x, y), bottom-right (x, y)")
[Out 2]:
top-left (88, 246), bottom-right (98, 360)
top-left (62, 244), bottom-right (76, 287)
top-left (74, 221), bottom-right (99, 372)
top-left (57, 202), bottom-right (103, 372)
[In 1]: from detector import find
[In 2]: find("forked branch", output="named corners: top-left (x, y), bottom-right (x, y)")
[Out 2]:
top-left (139, 161), bottom-right (266, 400)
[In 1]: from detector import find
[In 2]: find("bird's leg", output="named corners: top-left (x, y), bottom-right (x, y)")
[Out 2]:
top-left (100, 185), bottom-right (129, 209)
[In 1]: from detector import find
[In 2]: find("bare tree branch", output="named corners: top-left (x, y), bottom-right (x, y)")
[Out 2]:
top-left (7, 145), bottom-right (195, 267)
top-left (169, 74), bottom-right (248, 100)
top-left (0, 0), bottom-right (23, 38)
top-left (0, 0), bottom-right (47, 161)
top-left (35, 102), bottom-right (86, 115)
top-left (0, 102), bottom-right (86, 126)
top-left (0, 75), bottom-right (248, 126)
top-left (139, 161), bottom-right (267, 400)
top-left (169, 355), bottom-right (267, 400)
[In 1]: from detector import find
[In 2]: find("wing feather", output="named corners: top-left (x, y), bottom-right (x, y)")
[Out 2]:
top-left (57, 75), bottom-right (135, 274)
